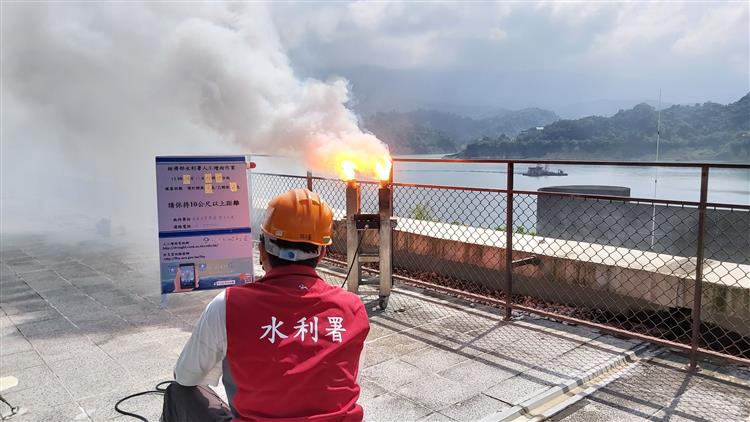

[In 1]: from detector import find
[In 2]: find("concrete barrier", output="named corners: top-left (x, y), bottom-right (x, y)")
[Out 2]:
top-left (331, 217), bottom-right (750, 337)
top-left (537, 186), bottom-right (750, 264)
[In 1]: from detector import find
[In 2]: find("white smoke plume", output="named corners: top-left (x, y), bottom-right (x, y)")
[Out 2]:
top-left (1, 3), bottom-right (388, 236)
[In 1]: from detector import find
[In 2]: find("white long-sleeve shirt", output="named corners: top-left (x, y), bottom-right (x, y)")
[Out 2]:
top-left (174, 290), bottom-right (227, 386)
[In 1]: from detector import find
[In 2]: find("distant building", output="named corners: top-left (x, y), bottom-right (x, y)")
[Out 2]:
top-left (535, 126), bottom-right (544, 130)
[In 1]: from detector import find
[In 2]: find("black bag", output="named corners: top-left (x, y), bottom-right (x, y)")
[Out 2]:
top-left (161, 383), bottom-right (233, 422)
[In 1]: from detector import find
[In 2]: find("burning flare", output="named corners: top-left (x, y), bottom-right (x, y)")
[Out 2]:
top-left (335, 154), bottom-right (391, 182)
top-left (340, 160), bottom-right (357, 181)
top-left (374, 158), bottom-right (392, 182)
top-left (304, 132), bottom-right (392, 183)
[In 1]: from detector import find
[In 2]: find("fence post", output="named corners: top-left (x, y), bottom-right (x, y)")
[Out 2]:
top-left (504, 162), bottom-right (514, 321)
top-left (306, 171), bottom-right (313, 191)
top-left (689, 165), bottom-right (709, 371)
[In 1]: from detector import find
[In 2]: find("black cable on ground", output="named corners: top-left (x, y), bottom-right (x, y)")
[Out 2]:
top-left (114, 380), bottom-right (173, 421)
top-left (340, 228), bottom-right (367, 288)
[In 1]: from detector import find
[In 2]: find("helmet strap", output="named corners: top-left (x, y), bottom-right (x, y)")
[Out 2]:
top-left (263, 235), bottom-right (321, 262)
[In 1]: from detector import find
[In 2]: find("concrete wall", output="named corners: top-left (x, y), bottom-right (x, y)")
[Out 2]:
top-left (537, 186), bottom-right (750, 264)
top-left (331, 218), bottom-right (750, 337)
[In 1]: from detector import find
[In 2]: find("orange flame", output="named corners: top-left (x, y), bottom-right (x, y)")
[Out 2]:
top-left (334, 154), bottom-right (392, 182)
top-left (340, 160), bottom-right (357, 181)
top-left (374, 158), bottom-right (392, 182)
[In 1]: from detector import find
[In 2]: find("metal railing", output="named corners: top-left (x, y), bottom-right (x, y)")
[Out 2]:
top-left (250, 158), bottom-right (750, 369)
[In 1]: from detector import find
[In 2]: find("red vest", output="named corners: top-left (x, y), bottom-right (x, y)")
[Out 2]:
top-left (225, 265), bottom-right (369, 421)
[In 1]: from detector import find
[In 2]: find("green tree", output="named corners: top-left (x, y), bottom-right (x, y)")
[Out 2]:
top-left (410, 203), bottom-right (435, 221)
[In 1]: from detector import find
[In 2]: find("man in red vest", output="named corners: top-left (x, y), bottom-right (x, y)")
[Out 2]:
top-left (162, 188), bottom-right (370, 421)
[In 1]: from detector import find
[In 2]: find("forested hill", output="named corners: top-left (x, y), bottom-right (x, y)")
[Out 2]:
top-left (452, 93), bottom-right (750, 162)
top-left (363, 108), bottom-right (559, 154)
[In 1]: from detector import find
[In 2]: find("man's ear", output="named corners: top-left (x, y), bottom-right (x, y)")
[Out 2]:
top-left (259, 240), bottom-right (267, 267)
top-left (316, 246), bottom-right (327, 264)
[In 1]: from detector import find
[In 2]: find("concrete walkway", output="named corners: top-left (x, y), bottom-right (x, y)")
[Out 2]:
top-left (550, 351), bottom-right (750, 422)
top-left (1, 234), bottom-right (748, 421)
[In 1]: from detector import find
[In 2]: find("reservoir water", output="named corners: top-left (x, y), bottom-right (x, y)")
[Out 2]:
top-left (253, 154), bottom-right (750, 206)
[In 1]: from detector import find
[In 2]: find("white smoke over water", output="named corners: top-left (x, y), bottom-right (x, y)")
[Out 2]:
top-left (1, 3), bottom-right (388, 237)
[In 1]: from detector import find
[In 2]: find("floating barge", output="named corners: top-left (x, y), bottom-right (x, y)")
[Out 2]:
top-left (522, 164), bottom-right (568, 177)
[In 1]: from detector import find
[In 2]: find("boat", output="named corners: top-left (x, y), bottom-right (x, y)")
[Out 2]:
top-left (522, 164), bottom-right (568, 177)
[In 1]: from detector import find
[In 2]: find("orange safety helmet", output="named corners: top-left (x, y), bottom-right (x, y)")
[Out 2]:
top-left (261, 188), bottom-right (333, 246)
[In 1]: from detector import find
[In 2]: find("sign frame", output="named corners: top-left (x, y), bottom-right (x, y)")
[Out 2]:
top-left (155, 155), bottom-right (254, 295)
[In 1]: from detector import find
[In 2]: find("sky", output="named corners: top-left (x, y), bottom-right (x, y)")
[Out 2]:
top-left (0, 1), bottom-right (748, 235)
top-left (271, 2), bottom-right (750, 116)
top-left (1, 2), bottom-right (388, 233)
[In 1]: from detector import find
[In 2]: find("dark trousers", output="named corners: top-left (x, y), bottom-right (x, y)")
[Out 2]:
top-left (161, 383), bottom-right (233, 422)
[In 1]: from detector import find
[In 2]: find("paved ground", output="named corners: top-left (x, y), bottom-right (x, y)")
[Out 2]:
top-left (1, 233), bottom-right (749, 421)
top-left (550, 351), bottom-right (750, 422)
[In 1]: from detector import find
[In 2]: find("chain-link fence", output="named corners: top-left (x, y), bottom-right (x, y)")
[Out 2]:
top-left (250, 173), bottom-right (308, 233)
top-left (512, 193), bottom-right (700, 347)
top-left (250, 173), bottom-right (381, 257)
top-left (700, 204), bottom-right (750, 359)
top-left (250, 161), bottom-right (750, 367)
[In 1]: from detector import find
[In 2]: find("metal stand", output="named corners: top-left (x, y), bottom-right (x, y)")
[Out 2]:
top-left (377, 182), bottom-right (394, 310)
top-left (345, 179), bottom-right (396, 310)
